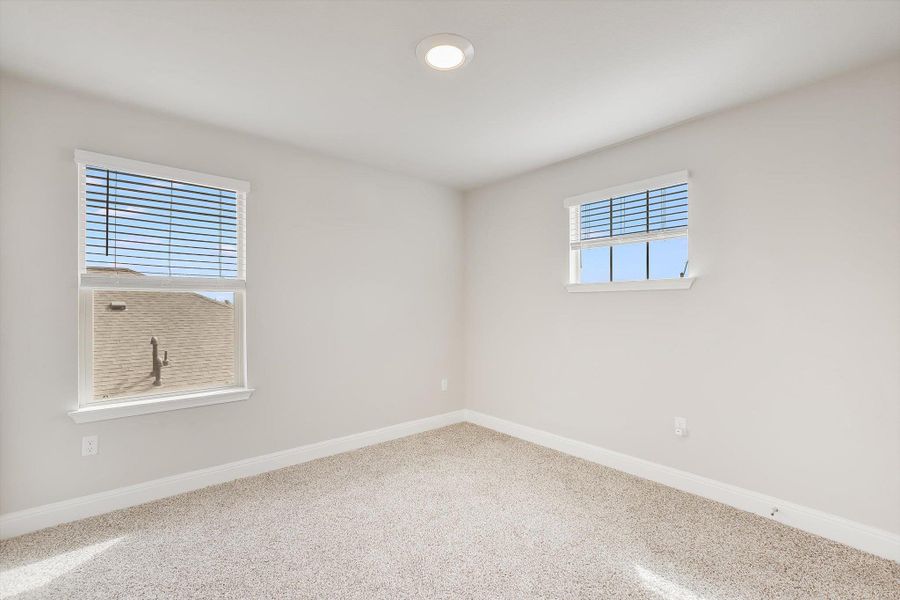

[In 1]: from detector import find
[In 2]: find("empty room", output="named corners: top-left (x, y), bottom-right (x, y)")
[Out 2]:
top-left (0, 1), bottom-right (898, 598)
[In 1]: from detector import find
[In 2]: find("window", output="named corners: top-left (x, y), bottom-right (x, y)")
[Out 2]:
top-left (566, 171), bottom-right (691, 290)
top-left (74, 150), bottom-right (250, 420)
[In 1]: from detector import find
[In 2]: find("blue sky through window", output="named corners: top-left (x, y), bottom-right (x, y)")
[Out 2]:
top-left (199, 291), bottom-right (235, 302)
top-left (580, 238), bottom-right (687, 283)
top-left (581, 247), bottom-right (610, 282)
top-left (84, 166), bottom-right (238, 279)
top-left (649, 237), bottom-right (688, 280)
top-left (613, 242), bottom-right (647, 281)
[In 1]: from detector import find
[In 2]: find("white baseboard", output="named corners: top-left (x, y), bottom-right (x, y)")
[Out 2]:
top-left (4, 408), bottom-right (897, 563)
top-left (463, 409), bottom-right (900, 562)
top-left (0, 410), bottom-right (465, 540)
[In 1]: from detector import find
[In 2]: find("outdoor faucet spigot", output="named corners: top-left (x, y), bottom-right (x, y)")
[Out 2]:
top-left (151, 336), bottom-right (168, 386)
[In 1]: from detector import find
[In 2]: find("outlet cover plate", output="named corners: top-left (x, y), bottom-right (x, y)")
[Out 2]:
top-left (82, 435), bottom-right (98, 456)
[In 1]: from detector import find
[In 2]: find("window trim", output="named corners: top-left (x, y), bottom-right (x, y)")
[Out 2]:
top-left (564, 170), bottom-right (693, 291)
top-left (68, 387), bottom-right (254, 423)
top-left (73, 150), bottom-right (251, 420)
top-left (566, 277), bottom-right (695, 293)
top-left (74, 150), bottom-right (250, 194)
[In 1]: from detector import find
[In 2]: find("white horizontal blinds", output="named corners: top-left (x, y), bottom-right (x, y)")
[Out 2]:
top-left (82, 165), bottom-right (245, 279)
top-left (570, 181), bottom-right (688, 250)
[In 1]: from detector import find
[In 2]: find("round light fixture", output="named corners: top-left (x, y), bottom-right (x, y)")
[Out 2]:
top-left (426, 45), bottom-right (465, 70)
top-left (416, 33), bottom-right (474, 71)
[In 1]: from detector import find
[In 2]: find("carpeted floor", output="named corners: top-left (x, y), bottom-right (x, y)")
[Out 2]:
top-left (1, 423), bottom-right (897, 599)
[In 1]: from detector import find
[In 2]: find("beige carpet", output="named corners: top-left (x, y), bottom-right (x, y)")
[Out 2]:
top-left (1, 423), bottom-right (897, 599)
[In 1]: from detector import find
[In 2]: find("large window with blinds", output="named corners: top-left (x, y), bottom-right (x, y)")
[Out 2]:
top-left (75, 150), bottom-right (250, 415)
top-left (566, 171), bottom-right (689, 287)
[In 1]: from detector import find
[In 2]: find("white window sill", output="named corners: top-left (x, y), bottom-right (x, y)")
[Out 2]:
top-left (566, 277), bottom-right (695, 293)
top-left (68, 387), bottom-right (254, 423)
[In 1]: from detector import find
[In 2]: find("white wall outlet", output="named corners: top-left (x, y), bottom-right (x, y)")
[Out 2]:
top-left (82, 435), bottom-right (98, 456)
top-left (674, 417), bottom-right (688, 437)
top-left (441, 378), bottom-right (449, 392)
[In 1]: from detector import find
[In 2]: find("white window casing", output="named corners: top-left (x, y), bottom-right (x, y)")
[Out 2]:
top-left (72, 150), bottom-right (252, 421)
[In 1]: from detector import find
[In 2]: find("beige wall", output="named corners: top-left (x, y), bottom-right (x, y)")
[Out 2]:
top-left (0, 76), bottom-right (465, 513)
top-left (464, 60), bottom-right (900, 534)
top-left (2, 60), bottom-right (898, 534)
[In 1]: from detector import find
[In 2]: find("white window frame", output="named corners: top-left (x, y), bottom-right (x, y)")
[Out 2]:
top-left (564, 170), bottom-right (695, 292)
top-left (70, 150), bottom-right (253, 423)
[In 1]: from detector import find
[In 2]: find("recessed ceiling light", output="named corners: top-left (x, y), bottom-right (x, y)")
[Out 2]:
top-left (416, 33), bottom-right (475, 71)
top-left (426, 45), bottom-right (465, 70)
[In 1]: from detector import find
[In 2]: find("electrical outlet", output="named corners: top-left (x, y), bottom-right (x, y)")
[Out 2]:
top-left (674, 417), bottom-right (688, 437)
top-left (441, 378), bottom-right (449, 392)
top-left (82, 435), bottom-right (98, 456)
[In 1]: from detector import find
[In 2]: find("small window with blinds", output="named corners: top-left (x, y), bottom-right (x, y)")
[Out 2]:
top-left (75, 150), bottom-right (250, 411)
top-left (566, 171), bottom-right (690, 287)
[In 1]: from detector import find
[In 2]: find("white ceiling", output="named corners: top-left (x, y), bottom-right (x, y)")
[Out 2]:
top-left (1, 1), bottom-right (899, 190)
